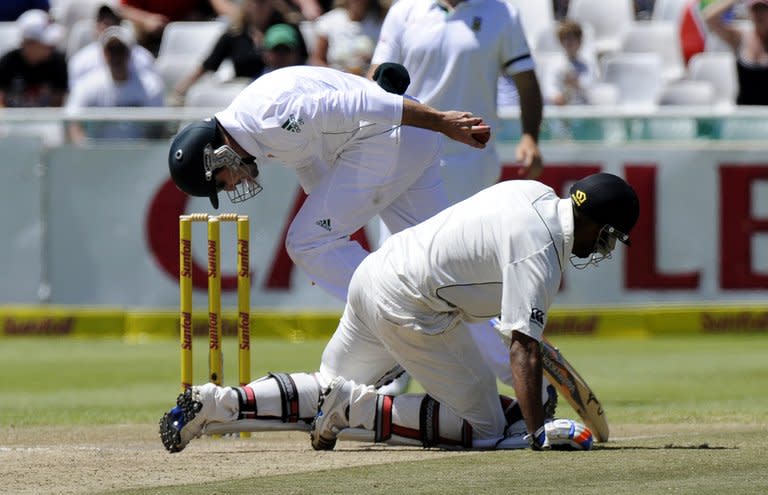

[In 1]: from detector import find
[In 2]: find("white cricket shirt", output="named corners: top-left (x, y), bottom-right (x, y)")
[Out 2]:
top-left (215, 66), bottom-right (404, 170)
top-left (368, 180), bottom-right (574, 342)
top-left (371, 0), bottom-right (533, 156)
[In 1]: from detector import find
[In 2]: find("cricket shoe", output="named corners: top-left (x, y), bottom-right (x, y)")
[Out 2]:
top-left (310, 376), bottom-right (352, 451)
top-left (159, 383), bottom-right (218, 453)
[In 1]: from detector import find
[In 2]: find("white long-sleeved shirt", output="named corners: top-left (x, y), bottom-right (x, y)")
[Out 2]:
top-left (215, 66), bottom-right (404, 172)
top-left (367, 180), bottom-right (574, 342)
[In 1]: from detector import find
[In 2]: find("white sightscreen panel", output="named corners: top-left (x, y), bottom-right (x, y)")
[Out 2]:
top-left (0, 137), bottom-right (43, 303)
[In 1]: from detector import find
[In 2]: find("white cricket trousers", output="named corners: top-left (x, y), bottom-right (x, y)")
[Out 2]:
top-left (285, 125), bottom-right (448, 301)
top-left (319, 254), bottom-right (507, 442)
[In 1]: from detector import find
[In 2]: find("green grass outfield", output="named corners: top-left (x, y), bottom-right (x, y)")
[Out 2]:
top-left (1, 335), bottom-right (767, 493)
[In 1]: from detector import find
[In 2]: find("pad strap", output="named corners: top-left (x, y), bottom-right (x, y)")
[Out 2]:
top-left (269, 372), bottom-right (300, 423)
top-left (420, 395), bottom-right (473, 449)
top-left (419, 395), bottom-right (440, 448)
top-left (235, 385), bottom-right (257, 419)
top-left (374, 394), bottom-right (393, 442)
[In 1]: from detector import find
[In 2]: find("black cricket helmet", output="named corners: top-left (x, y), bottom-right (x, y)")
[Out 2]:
top-left (168, 118), bottom-right (261, 209)
top-left (569, 173), bottom-right (639, 267)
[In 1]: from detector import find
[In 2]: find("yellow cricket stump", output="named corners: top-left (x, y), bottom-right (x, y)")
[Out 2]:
top-left (207, 217), bottom-right (222, 385)
top-left (178, 213), bottom-right (251, 437)
top-left (179, 217), bottom-right (193, 391)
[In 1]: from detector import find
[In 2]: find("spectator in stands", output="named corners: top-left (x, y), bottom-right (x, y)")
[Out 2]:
top-left (545, 20), bottom-right (597, 106)
top-left (705, 0), bottom-right (768, 105)
top-left (261, 23), bottom-right (305, 72)
top-left (310, 0), bottom-right (385, 75)
top-left (65, 26), bottom-right (165, 143)
top-left (171, 0), bottom-right (290, 103)
top-left (118, 0), bottom-right (240, 56)
top-left (0, 9), bottom-right (67, 107)
top-left (68, 4), bottom-right (156, 88)
top-left (0, 1), bottom-right (49, 22)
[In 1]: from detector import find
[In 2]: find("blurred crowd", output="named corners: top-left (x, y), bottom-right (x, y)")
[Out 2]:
top-left (0, 0), bottom-right (766, 143)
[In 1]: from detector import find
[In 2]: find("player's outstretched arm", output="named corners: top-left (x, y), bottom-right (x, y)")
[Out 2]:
top-left (509, 330), bottom-right (545, 440)
top-left (401, 98), bottom-right (490, 149)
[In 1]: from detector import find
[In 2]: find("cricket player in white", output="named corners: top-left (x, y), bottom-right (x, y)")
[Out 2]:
top-left (368, 0), bottom-right (544, 202)
top-left (367, 0), bottom-right (545, 395)
top-left (168, 65), bottom-right (489, 302)
top-left (160, 173), bottom-right (639, 452)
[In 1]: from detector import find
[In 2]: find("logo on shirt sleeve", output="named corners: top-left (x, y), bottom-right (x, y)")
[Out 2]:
top-left (530, 308), bottom-right (545, 327)
top-left (281, 114), bottom-right (304, 133)
top-left (316, 218), bottom-right (332, 231)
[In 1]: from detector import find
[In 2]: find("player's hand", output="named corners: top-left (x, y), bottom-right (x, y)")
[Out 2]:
top-left (515, 134), bottom-right (543, 179)
top-left (439, 111), bottom-right (491, 149)
top-left (544, 419), bottom-right (594, 451)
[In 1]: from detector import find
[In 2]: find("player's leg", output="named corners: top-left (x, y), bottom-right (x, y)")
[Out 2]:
top-left (372, 133), bottom-right (449, 395)
top-left (284, 125), bottom-right (442, 301)
top-left (159, 371), bottom-right (324, 453)
top-left (376, 154), bottom-right (448, 236)
top-left (310, 263), bottom-right (508, 449)
top-left (160, 257), bottom-right (401, 453)
top-left (314, 379), bottom-right (532, 450)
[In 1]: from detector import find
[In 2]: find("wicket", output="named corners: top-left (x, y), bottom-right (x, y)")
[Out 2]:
top-left (178, 213), bottom-right (251, 398)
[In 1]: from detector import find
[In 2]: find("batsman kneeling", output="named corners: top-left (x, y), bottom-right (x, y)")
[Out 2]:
top-left (160, 173), bottom-right (638, 452)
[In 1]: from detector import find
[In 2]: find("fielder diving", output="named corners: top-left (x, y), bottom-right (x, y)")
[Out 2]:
top-left (159, 172), bottom-right (640, 452)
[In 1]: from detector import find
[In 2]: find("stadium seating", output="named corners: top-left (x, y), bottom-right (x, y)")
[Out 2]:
top-left (567, 0), bottom-right (635, 54)
top-left (651, 0), bottom-right (688, 21)
top-left (687, 52), bottom-right (738, 107)
top-left (585, 83), bottom-right (619, 105)
top-left (154, 21), bottom-right (228, 93)
top-left (185, 80), bottom-right (250, 108)
top-left (504, 0), bottom-right (555, 48)
top-left (659, 80), bottom-right (715, 105)
top-left (156, 21), bottom-right (227, 62)
top-left (644, 80), bottom-right (716, 140)
top-left (51, 0), bottom-right (105, 33)
top-left (155, 58), bottom-right (202, 94)
top-left (620, 21), bottom-right (685, 82)
top-left (65, 18), bottom-right (94, 59)
top-left (0, 21), bottom-right (19, 57)
top-left (600, 53), bottom-right (664, 106)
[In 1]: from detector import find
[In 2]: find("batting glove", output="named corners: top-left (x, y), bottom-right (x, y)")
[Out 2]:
top-left (526, 419), bottom-right (594, 451)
